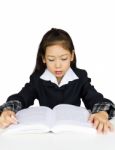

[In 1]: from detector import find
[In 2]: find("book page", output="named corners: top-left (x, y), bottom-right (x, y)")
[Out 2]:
top-left (51, 104), bottom-right (96, 133)
top-left (3, 106), bottom-right (53, 134)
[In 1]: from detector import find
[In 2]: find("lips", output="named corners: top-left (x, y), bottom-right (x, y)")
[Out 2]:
top-left (55, 71), bottom-right (62, 75)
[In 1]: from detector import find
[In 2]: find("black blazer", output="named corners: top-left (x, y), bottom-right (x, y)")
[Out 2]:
top-left (7, 67), bottom-right (112, 110)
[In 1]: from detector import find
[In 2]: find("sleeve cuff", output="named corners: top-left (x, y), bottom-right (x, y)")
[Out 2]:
top-left (91, 102), bottom-right (115, 120)
top-left (0, 100), bottom-right (22, 114)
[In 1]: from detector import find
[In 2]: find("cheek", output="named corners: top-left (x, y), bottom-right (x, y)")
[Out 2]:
top-left (63, 61), bottom-right (71, 68)
top-left (46, 62), bottom-right (54, 69)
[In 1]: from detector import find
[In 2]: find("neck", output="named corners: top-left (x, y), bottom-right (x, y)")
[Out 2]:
top-left (56, 77), bottom-right (62, 85)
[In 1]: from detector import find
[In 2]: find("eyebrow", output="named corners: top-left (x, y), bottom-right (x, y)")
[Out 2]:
top-left (47, 54), bottom-right (68, 58)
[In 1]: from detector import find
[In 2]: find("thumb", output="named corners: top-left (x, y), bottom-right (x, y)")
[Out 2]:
top-left (9, 111), bottom-right (16, 117)
top-left (88, 114), bottom-right (95, 123)
top-left (9, 112), bottom-right (18, 124)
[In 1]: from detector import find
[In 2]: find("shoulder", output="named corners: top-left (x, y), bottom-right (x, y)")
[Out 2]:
top-left (72, 67), bottom-right (88, 78)
top-left (29, 70), bottom-right (44, 82)
top-left (72, 67), bottom-right (92, 84)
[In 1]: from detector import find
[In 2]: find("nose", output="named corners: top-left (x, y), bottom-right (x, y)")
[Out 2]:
top-left (55, 60), bottom-right (61, 68)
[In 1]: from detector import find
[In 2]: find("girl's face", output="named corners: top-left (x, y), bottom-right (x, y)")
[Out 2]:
top-left (42, 44), bottom-right (74, 83)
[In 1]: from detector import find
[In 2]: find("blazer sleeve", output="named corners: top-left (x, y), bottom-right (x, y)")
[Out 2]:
top-left (80, 70), bottom-right (114, 111)
top-left (6, 72), bottom-right (38, 109)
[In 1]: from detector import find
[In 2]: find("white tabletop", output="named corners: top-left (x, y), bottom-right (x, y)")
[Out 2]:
top-left (0, 118), bottom-right (115, 150)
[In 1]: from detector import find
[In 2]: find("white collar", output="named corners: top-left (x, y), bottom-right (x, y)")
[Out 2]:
top-left (40, 67), bottom-right (79, 87)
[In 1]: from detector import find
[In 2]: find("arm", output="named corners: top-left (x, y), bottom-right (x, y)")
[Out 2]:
top-left (6, 72), bottom-right (38, 110)
top-left (0, 72), bottom-right (38, 128)
top-left (81, 70), bottom-right (115, 117)
top-left (81, 70), bottom-right (115, 133)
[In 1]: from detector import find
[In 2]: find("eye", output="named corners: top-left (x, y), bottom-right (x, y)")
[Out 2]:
top-left (48, 59), bottom-right (55, 62)
top-left (61, 58), bottom-right (68, 61)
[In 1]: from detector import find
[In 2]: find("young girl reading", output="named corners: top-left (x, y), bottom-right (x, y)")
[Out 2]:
top-left (0, 28), bottom-right (115, 133)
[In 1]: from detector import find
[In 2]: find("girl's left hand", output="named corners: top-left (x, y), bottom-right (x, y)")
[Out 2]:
top-left (89, 111), bottom-right (114, 134)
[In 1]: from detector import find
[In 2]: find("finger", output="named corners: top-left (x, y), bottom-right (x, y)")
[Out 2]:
top-left (0, 118), bottom-right (4, 128)
top-left (11, 115), bottom-right (19, 124)
top-left (1, 111), bottom-right (18, 126)
top-left (97, 122), bottom-right (104, 133)
top-left (0, 120), bottom-right (12, 128)
top-left (0, 117), bottom-right (18, 128)
top-left (93, 118), bottom-right (100, 128)
top-left (6, 115), bottom-right (18, 124)
top-left (88, 114), bottom-right (95, 123)
top-left (9, 112), bottom-right (18, 122)
top-left (103, 123), bottom-right (109, 134)
top-left (10, 111), bottom-right (16, 117)
top-left (0, 112), bottom-right (16, 128)
top-left (107, 121), bottom-right (114, 132)
top-left (1, 110), bottom-right (17, 121)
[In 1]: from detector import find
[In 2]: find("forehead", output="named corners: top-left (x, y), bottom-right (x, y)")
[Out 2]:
top-left (45, 45), bottom-right (70, 57)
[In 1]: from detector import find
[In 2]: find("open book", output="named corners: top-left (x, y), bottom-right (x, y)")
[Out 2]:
top-left (2, 104), bottom-right (96, 134)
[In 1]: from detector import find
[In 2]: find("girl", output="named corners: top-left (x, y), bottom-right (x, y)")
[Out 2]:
top-left (0, 28), bottom-right (115, 133)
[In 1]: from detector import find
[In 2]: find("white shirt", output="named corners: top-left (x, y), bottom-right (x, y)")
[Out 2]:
top-left (40, 67), bottom-right (79, 87)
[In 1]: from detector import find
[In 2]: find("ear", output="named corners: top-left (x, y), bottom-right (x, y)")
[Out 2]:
top-left (71, 51), bottom-right (74, 61)
top-left (42, 56), bottom-right (46, 63)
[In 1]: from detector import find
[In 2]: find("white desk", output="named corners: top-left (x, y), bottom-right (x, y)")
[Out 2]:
top-left (0, 118), bottom-right (115, 150)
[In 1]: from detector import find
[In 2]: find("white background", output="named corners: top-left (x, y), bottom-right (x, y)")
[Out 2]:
top-left (0, 0), bottom-right (115, 105)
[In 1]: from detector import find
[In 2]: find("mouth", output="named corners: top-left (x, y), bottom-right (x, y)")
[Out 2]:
top-left (55, 71), bottom-right (63, 75)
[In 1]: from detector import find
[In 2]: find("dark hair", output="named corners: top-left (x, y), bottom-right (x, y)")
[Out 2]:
top-left (33, 28), bottom-right (77, 73)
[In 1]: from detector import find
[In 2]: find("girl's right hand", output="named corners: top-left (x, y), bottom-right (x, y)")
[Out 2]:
top-left (0, 109), bottom-right (18, 128)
